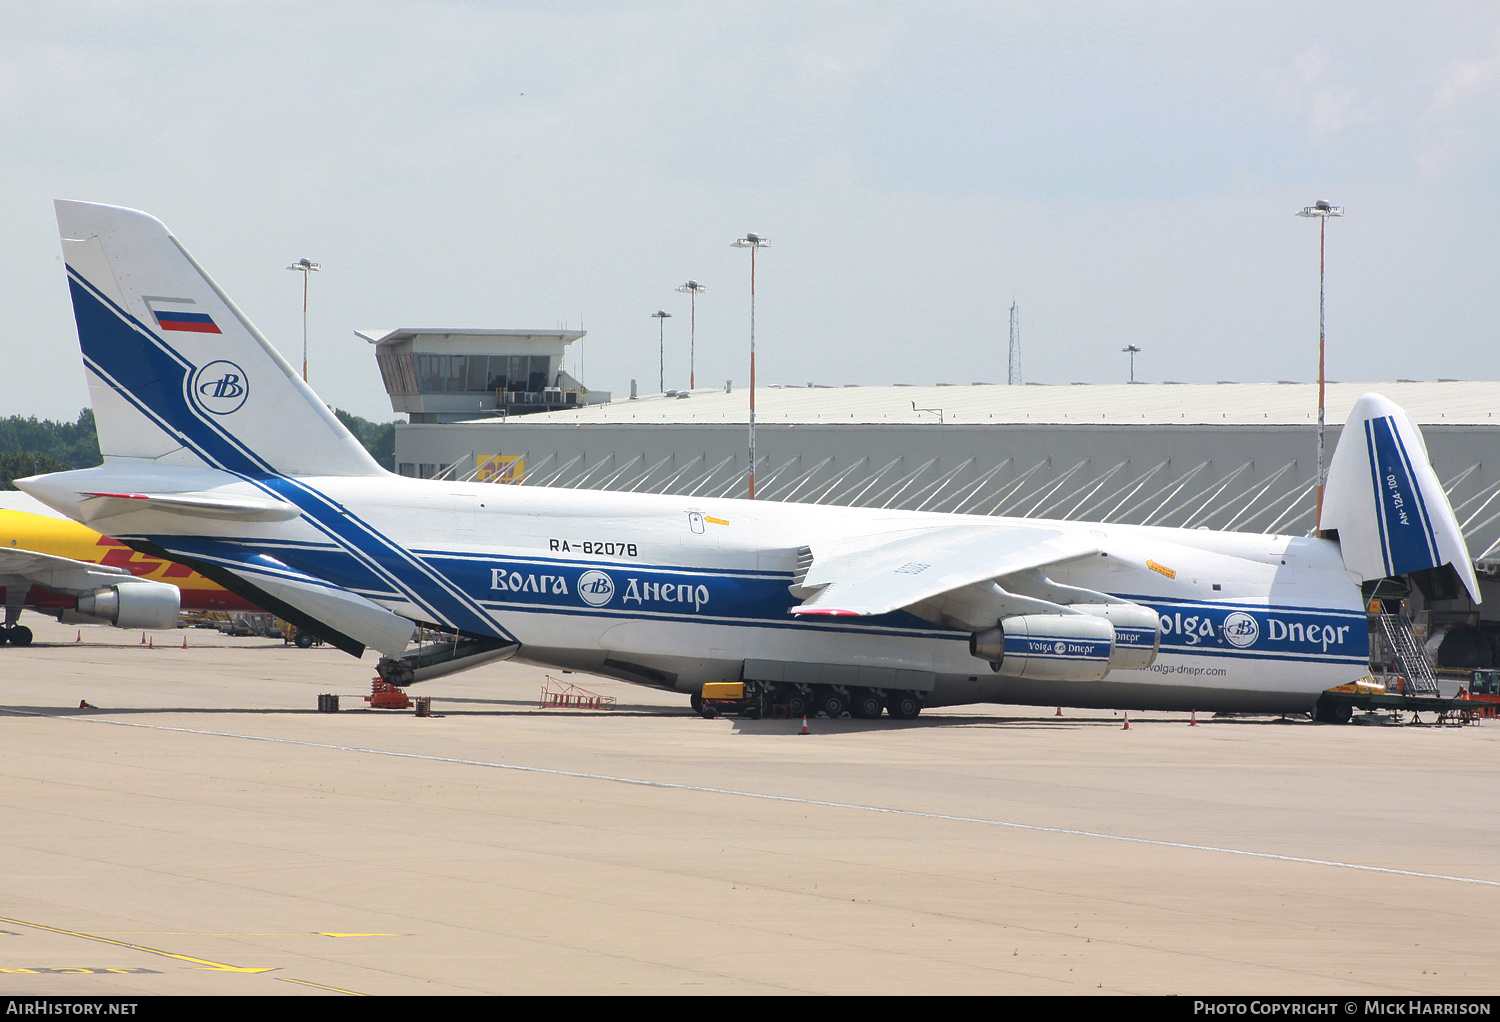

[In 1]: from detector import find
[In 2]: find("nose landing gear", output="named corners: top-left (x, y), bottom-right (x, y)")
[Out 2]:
top-left (1, 625), bottom-right (33, 646)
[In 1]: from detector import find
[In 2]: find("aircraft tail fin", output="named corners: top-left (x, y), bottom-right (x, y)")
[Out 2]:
top-left (54, 200), bottom-right (382, 478)
top-left (1322, 393), bottom-right (1480, 603)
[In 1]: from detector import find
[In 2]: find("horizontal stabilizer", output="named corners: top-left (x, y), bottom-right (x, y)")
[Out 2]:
top-left (1322, 393), bottom-right (1480, 603)
top-left (74, 490), bottom-right (301, 525)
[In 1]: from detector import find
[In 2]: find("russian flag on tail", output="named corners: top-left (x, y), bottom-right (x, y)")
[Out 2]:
top-left (145, 296), bottom-right (221, 334)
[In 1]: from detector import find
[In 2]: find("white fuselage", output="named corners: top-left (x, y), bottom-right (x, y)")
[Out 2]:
top-left (75, 468), bottom-right (1371, 713)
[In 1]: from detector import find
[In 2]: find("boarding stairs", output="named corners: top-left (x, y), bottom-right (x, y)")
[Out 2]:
top-left (1376, 613), bottom-right (1440, 697)
top-left (539, 676), bottom-right (616, 711)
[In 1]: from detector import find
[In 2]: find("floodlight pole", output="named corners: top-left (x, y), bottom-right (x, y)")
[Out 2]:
top-left (732, 234), bottom-right (769, 499)
top-left (675, 280), bottom-right (706, 390)
top-left (1122, 344), bottom-right (1141, 383)
top-left (287, 257), bottom-right (321, 382)
top-left (651, 310), bottom-right (672, 393)
top-left (1296, 201), bottom-right (1344, 538)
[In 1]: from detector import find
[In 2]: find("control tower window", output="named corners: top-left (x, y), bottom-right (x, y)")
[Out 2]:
top-left (466, 357), bottom-right (490, 392)
top-left (445, 356), bottom-right (469, 393)
top-left (507, 355), bottom-right (528, 392)
top-left (419, 354), bottom-right (447, 392)
top-left (412, 353), bottom-right (555, 394)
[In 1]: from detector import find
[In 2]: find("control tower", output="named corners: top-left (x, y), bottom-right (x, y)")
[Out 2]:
top-left (359, 328), bottom-right (610, 424)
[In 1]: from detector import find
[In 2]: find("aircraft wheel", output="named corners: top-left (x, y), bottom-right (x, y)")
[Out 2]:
top-left (887, 691), bottom-right (923, 720)
top-left (851, 689), bottom-right (884, 719)
top-left (8, 626), bottom-right (32, 648)
top-left (294, 630), bottom-right (315, 649)
top-left (781, 688), bottom-right (810, 718)
top-left (816, 687), bottom-right (850, 719)
top-left (1313, 698), bottom-right (1352, 724)
top-left (690, 692), bottom-right (704, 715)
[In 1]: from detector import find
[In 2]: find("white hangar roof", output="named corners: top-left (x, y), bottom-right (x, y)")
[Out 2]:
top-left (523, 381), bottom-right (1500, 427)
top-left (394, 380), bottom-right (1500, 562)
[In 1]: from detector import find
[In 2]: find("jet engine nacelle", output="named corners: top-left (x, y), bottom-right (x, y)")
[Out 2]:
top-left (1070, 603), bottom-right (1161, 670)
top-left (76, 582), bottom-right (180, 630)
top-left (969, 613), bottom-right (1116, 682)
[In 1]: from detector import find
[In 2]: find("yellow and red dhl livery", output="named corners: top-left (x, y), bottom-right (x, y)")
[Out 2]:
top-left (1, 493), bottom-right (257, 644)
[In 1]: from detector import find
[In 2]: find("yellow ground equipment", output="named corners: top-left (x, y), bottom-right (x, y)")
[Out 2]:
top-left (696, 681), bottom-right (765, 719)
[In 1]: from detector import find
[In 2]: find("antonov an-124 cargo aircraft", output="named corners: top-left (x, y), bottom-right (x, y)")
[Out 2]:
top-left (19, 201), bottom-right (1481, 720)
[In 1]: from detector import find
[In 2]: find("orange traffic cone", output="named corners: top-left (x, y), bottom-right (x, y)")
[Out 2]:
top-left (1055, 706), bottom-right (1063, 716)
top-left (79, 700), bottom-right (93, 709)
top-left (800, 716), bottom-right (809, 735)
top-left (139, 631), bottom-right (146, 644)
top-left (1190, 709), bottom-right (1198, 726)
top-left (181, 634), bottom-right (188, 649)
top-left (148, 636), bottom-right (153, 649)
top-left (1122, 711), bottom-right (1130, 730)
top-left (75, 630), bottom-right (81, 643)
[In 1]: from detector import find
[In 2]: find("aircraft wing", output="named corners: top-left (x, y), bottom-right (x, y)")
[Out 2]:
top-left (0, 545), bottom-right (135, 594)
top-left (791, 524), bottom-right (1098, 617)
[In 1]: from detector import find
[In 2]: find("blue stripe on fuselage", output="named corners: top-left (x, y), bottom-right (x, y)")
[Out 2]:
top-left (141, 535), bottom-right (1370, 664)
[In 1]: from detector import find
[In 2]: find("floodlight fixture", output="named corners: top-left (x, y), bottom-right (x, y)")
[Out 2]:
top-left (651, 309), bottom-right (672, 394)
top-left (675, 280), bottom-right (707, 389)
top-left (731, 234), bottom-right (770, 498)
top-left (286, 258), bottom-right (321, 382)
top-left (1295, 200), bottom-right (1345, 535)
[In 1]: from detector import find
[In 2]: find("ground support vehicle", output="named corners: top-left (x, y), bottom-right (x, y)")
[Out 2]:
top-left (1460, 669), bottom-right (1500, 718)
top-left (1314, 679), bottom-right (1490, 724)
top-left (282, 621), bottom-right (323, 648)
top-left (694, 681), bottom-right (765, 719)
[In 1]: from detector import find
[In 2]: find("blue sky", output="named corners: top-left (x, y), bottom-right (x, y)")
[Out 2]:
top-left (4, 1), bottom-right (1499, 421)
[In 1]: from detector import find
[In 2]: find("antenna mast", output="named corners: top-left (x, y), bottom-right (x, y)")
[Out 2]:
top-left (1008, 301), bottom-right (1022, 385)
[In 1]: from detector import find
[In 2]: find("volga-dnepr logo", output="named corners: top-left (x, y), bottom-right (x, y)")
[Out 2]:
top-left (1221, 611), bottom-right (1260, 648)
top-left (192, 360), bottom-right (249, 415)
top-left (577, 570), bottom-right (616, 607)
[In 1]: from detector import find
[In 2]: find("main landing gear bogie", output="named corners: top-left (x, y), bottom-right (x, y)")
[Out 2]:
top-left (1, 626), bottom-right (33, 647)
top-left (693, 683), bottom-right (926, 721)
top-left (770, 684), bottom-right (924, 721)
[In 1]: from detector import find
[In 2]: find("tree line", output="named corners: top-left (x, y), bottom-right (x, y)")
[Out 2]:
top-left (1, 408), bottom-right (397, 489)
